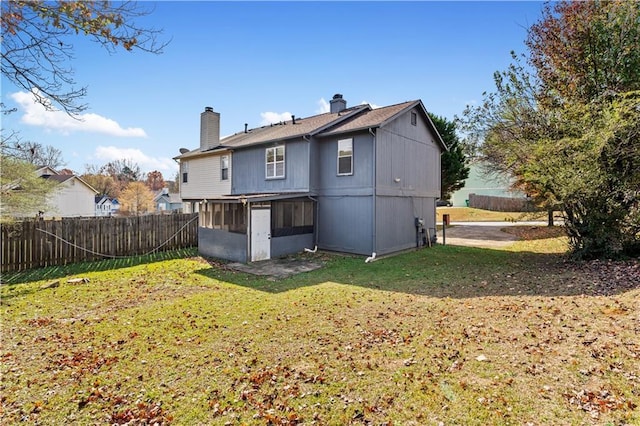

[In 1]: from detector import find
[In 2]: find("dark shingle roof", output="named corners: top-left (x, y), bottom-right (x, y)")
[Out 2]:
top-left (41, 174), bottom-right (73, 183)
top-left (175, 105), bottom-right (369, 159)
top-left (319, 101), bottom-right (418, 136)
top-left (175, 98), bottom-right (447, 158)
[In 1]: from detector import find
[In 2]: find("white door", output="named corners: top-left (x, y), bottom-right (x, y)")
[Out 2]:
top-left (251, 208), bottom-right (271, 261)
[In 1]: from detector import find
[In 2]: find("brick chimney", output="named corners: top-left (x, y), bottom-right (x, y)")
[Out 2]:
top-left (330, 93), bottom-right (347, 113)
top-left (200, 106), bottom-right (220, 151)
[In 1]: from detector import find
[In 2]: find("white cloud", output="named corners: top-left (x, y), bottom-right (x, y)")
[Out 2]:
top-left (316, 98), bottom-right (330, 114)
top-left (10, 90), bottom-right (147, 137)
top-left (361, 100), bottom-right (381, 109)
top-left (260, 111), bottom-right (292, 126)
top-left (93, 146), bottom-right (177, 174)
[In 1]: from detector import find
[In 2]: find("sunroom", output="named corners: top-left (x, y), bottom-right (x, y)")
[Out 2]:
top-left (197, 193), bottom-right (316, 263)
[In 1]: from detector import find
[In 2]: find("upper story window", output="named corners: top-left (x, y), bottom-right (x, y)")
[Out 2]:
top-left (337, 138), bottom-right (353, 176)
top-left (266, 145), bottom-right (285, 179)
top-left (221, 155), bottom-right (229, 181)
top-left (411, 111), bottom-right (417, 126)
top-left (181, 161), bottom-right (188, 183)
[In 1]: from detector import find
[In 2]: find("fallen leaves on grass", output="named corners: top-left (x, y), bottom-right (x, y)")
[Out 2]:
top-left (565, 388), bottom-right (637, 419)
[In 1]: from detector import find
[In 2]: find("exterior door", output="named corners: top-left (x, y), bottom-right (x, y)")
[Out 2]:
top-left (251, 208), bottom-right (271, 261)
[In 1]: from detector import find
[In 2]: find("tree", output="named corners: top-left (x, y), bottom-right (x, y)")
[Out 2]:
top-left (527, 1), bottom-right (640, 106)
top-left (100, 158), bottom-right (142, 194)
top-left (1, 155), bottom-right (58, 222)
top-left (1, 139), bottom-right (66, 169)
top-left (145, 170), bottom-right (165, 192)
top-left (429, 113), bottom-right (469, 201)
top-left (1, 1), bottom-right (168, 116)
top-left (459, 0), bottom-right (640, 259)
top-left (118, 181), bottom-right (155, 216)
top-left (80, 172), bottom-right (119, 198)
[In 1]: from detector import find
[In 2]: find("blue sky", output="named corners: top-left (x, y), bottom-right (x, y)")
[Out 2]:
top-left (1, 1), bottom-right (545, 179)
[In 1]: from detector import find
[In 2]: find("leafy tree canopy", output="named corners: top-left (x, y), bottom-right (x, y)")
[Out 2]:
top-left (428, 113), bottom-right (470, 201)
top-left (1, 0), bottom-right (168, 115)
top-left (145, 170), bottom-right (165, 192)
top-left (119, 181), bottom-right (155, 216)
top-left (459, 0), bottom-right (640, 259)
top-left (1, 155), bottom-right (58, 223)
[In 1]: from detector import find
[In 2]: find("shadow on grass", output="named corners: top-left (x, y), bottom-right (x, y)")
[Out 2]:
top-left (1, 248), bottom-right (199, 285)
top-left (195, 245), bottom-right (638, 298)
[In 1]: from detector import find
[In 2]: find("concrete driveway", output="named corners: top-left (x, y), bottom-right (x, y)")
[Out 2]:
top-left (439, 221), bottom-right (546, 249)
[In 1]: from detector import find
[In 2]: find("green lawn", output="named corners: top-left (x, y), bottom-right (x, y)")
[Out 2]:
top-left (2, 238), bottom-right (638, 425)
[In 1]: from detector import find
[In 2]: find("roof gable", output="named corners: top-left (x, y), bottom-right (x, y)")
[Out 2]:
top-left (318, 100), bottom-right (448, 151)
top-left (42, 174), bottom-right (99, 194)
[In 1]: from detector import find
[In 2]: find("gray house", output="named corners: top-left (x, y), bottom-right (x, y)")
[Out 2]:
top-left (175, 94), bottom-right (447, 262)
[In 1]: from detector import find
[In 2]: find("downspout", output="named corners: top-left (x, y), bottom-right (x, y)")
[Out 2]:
top-left (368, 127), bottom-right (377, 262)
top-left (305, 195), bottom-right (319, 253)
top-left (304, 134), bottom-right (318, 254)
top-left (245, 199), bottom-right (251, 262)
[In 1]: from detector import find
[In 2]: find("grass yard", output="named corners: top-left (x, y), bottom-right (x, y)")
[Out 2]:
top-left (1, 233), bottom-right (639, 425)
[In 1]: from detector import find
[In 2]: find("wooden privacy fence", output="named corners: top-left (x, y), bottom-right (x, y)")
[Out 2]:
top-left (1, 213), bottom-right (198, 273)
top-left (469, 194), bottom-right (539, 212)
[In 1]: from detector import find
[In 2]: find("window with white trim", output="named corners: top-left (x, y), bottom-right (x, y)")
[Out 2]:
top-left (266, 146), bottom-right (285, 179)
top-left (181, 161), bottom-right (188, 183)
top-left (337, 138), bottom-right (353, 176)
top-left (221, 155), bottom-right (229, 181)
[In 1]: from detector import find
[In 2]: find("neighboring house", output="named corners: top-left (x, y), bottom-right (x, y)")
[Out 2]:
top-left (175, 94), bottom-right (447, 262)
top-left (154, 188), bottom-right (182, 212)
top-left (95, 195), bottom-right (119, 217)
top-left (36, 168), bottom-right (98, 217)
top-left (449, 159), bottom-right (526, 207)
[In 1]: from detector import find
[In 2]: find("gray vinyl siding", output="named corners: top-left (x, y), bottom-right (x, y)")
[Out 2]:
top-left (375, 195), bottom-right (436, 255)
top-left (316, 195), bottom-right (373, 255)
top-left (199, 227), bottom-right (247, 263)
top-left (232, 139), bottom-right (310, 194)
top-left (271, 234), bottom-right (314, 258)
top-left (314, 132), bottom-right (374, 193)
top-left (376, 110), bottom-right (441, 198)
top-left (373, 108), bottom-right (441, 254)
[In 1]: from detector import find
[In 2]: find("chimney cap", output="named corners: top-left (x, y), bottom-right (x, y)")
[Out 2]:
top-left (204, 106), bottom-right (214, 112)
top-left (332, 94), bottom-right (343, 100)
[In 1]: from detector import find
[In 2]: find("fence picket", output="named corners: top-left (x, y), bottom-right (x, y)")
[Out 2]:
top-left (1, 213), bottom-right (198, 273)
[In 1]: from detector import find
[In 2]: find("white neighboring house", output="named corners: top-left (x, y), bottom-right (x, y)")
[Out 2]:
top-left (95, 195), bottom-right (120, 217)
top-left (35, 167), bottom-right (98, 218)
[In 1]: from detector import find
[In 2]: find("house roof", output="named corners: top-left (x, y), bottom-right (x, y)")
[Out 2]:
top-left (174, 105), bottom-right (370, 160)
top-left (41, 174), bottom-right (73, 184)
top-left (41, 174), bottom-right (99, 194)
top-left (319, 100), bottom-right (448, 151)
top-left (175, 97), bottom-right (447, 160)
top-left (154, 191), bottom-right (182, 204)
top-left (95, 195), bottom-right (116, 204)
top-left (319, 101), bottom-right (417, 136)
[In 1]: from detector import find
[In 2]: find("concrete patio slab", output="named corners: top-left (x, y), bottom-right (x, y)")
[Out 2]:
top-left (228, 257), bottom-right (323, 279)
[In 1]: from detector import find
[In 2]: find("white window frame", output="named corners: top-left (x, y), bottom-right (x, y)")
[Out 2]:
top-left (265, 145), bottom-right (285, 179)
top-left (337, 138), bottom-right (353, 176)
top-left (181, 161), bottom-right (188, 183)
top-left (221, 155), bottom-right (229, 181)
